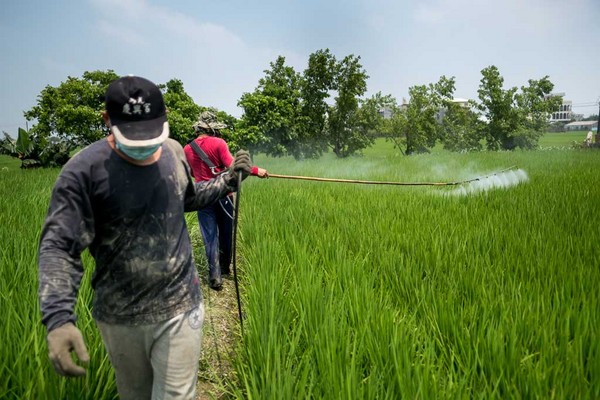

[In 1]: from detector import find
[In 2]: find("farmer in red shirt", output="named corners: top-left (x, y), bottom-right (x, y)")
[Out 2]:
top-left (184, 111), bottom-right (268, 290)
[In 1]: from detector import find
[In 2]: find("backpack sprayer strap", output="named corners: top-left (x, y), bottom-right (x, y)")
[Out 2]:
top-left (190, 140), bottom-right (223, 175)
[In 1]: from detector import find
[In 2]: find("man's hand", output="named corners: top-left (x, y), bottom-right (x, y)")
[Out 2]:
top-left (47, 323), bottom-right (89, 377)
top-left (229, 150), bottom-right (252, 182)
top-left (255, 167), bottom-right (269, 178)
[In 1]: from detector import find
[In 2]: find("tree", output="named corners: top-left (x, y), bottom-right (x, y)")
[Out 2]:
top-left (477, 66), bottom-right (560, 150)
top-left (387, 76), bottom-right (455, 155)
top-left (24, 70), bottom-right (120, 147)
top-left (513, 77), bottom-right (562, 148)
top-left (326, 54), bottom-right (370, 157)
top-left (477, 66), bottom-right (519, 150)
top-left (238, 50), bottom-right (374, 159)
top-left (356, 92), bottom-right (397, 139)
top-left (237, 56), bottom-right (303, 158)
top-left (295, 49), bottom-right (337, 158)
top-left (439, 101), bottom-right (483, 152)
top-left (23, 71), bottom-right (214, 163)
top-left (160, 79), bottom-right (201, 145)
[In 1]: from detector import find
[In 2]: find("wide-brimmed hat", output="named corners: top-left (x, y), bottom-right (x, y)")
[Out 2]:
top-left (105, 76), bottom-right (169, 147)
top-left (193, 111), bottom-right (228, 132)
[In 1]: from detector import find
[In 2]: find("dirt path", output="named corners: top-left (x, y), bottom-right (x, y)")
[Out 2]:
top-left (186, 214), bottom-right (244, 399)
top-left (196, 275), bottom-right (242, 399)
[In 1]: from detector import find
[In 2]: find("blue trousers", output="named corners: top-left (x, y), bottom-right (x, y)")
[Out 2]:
top-left (198, 195), bottom-right (234, 279)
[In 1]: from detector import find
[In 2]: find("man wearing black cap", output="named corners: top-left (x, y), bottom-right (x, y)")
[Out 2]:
top-left (38, 75), bottom-right (252, 399)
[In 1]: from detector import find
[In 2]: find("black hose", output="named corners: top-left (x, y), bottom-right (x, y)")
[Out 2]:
top-left (232, 173), bottom-right (244, 337)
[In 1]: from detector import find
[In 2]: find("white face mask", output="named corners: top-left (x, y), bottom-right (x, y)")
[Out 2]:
top-left (115, 140), bottom-right (161, 160)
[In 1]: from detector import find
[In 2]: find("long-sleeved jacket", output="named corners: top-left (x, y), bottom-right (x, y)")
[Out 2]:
top-left (38, 138), bottom-right (237, 331)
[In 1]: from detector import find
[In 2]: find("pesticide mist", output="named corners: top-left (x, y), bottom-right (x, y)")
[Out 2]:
top-left (445, 169), bottom-right (529, 196)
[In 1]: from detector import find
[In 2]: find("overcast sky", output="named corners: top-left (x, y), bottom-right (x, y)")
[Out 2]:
top-left (1, 0), bottom-right (599, 134)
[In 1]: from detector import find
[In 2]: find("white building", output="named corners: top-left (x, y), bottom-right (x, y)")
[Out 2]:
top-left (564, 120), bottom-right (597, 131)
top-left (435, 98), bottom-right (472, 122)
top-left (546, 92), bottom-right (572, 122)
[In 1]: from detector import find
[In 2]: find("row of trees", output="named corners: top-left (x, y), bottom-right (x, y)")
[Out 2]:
top-left (237, 50), bottom-right (372, 159)
top-left (239, 57), bottom-right (560, 157)
top-left (0, 70), bottom-right (220, 167)
top-left (1, 50), bottom-right (562, 167)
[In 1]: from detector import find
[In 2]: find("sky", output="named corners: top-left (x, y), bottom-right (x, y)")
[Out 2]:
top-left (1, 0), bottom-right (599, 135)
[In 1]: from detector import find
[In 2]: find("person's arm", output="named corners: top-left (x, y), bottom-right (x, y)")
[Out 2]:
top-left (220, 141), bottom-right (268, 178)
top-left (183, 150), bottom-right (252, 210)
top-left (225, 159), bottom-right (266, 177)
top-left (39, 173), bottom-right (95, 332)
top-left (252, 166), bottom-right (269, 178)
top-left (38, 166), bottom-right (95, 376)
top-left (183, 144), bottom-right (195, 179)
top-left (183, 170), bottom-right (235, 211)
top-left (168, 139), bottom-right (250, 211)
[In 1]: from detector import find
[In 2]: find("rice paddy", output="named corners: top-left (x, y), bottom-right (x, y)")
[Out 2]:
top-left (0, 137), bottom-right (598, 399)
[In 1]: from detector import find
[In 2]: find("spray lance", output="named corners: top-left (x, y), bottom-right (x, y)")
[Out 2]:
top-left (266, 165), bottom-right (527, 191)
top-left (229, 164), bottom-right (527, 336)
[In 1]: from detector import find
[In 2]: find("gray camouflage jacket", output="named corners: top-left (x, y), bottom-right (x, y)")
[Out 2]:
top-left (38, 138), bottom-right (237, 331)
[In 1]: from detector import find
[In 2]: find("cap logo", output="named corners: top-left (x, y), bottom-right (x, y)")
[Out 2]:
top-left (122, 97), bottom-right (151, 116)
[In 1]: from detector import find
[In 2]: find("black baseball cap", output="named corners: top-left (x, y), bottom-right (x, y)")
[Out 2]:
top-left (105, 76), bottom-right (169, 147)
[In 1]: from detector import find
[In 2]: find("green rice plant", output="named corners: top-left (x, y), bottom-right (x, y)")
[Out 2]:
top-left (1, 142), bottom-right (598, 399)
top-left (229, 145), bottom-right (600, 399)
top-left (538, 131), bottom-right (588, 148)
top-left (0, 162), bottom-right (117, 400)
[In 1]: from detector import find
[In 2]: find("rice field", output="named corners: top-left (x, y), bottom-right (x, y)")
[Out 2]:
top-left (232, 142), bottom-right (600, 399)
top-left (0, 137), bottom-right (598, 399)
top-left (0, 163), bottom-right (116, 399)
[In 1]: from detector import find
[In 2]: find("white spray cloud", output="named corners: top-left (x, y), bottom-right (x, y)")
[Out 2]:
top-left (444, 169), bottom-right (529, 197)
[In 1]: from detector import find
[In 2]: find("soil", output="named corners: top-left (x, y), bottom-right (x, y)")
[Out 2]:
top-left (195, 274), bottom-right (242, 400)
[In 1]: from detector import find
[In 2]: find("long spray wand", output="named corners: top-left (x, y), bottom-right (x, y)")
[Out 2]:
top-left (228, 165), bottom-right (525, 336)
top-left (268, 166), bottom-right (520, 187)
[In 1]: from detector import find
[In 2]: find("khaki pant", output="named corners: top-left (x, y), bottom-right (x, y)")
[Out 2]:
top-left (97, 305), bottom-right (204, 400)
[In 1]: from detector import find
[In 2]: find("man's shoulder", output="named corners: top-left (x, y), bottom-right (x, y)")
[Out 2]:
top-left (162, 138), bottom-right (189, 164)
top-left (203, 136), bottom-right (227, 149)
top-left (54, 139), bottom-right (109, 184)
top-left (164, 138), bottom-right (184, 152)
top-left (64, 139), bottom-right (109, 168)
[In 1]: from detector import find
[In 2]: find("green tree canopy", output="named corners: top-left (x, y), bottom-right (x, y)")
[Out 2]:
top-left (237, 56), bottom-right (303, 158)
top-left (238, 49), bottom-right (372, 159)
top-left (386, 76), bottom-right (456, 155)
top-left (477, 66), bottom-right (560, 150)
top-left (24, 70), bottom-right (120, 147)
top-left (439, 101), bottom-right (483, 153)
top-left (326, 53), bottom-right (370, 158)
top-left (160, 79), bottom-right (201, 144)
top-left (24, 71), bottom-right (214, 156)
top-left (296, 49), bottom-right (337, 158)
top-left (356, 92), bottom-right (397, 141)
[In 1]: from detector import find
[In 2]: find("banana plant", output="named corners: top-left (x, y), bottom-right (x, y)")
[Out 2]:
top-left (15, 128), bottom-right (34, 159)
top-left (0, 128), bottom-right (72, 168)
top-left (0, 132), bottom-right (17, 155)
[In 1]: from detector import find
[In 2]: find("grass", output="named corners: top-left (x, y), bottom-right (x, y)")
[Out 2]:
top-left (231, 143), bottom-right (599, 399)
top-left (1, 136), bottom-right (598, 398)
top-left (538, 131), bottom-right (588, 147)
top-left (0, 165), bottom-right (117, 399)
top-left (0, 155), bottom-right (20, 170)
